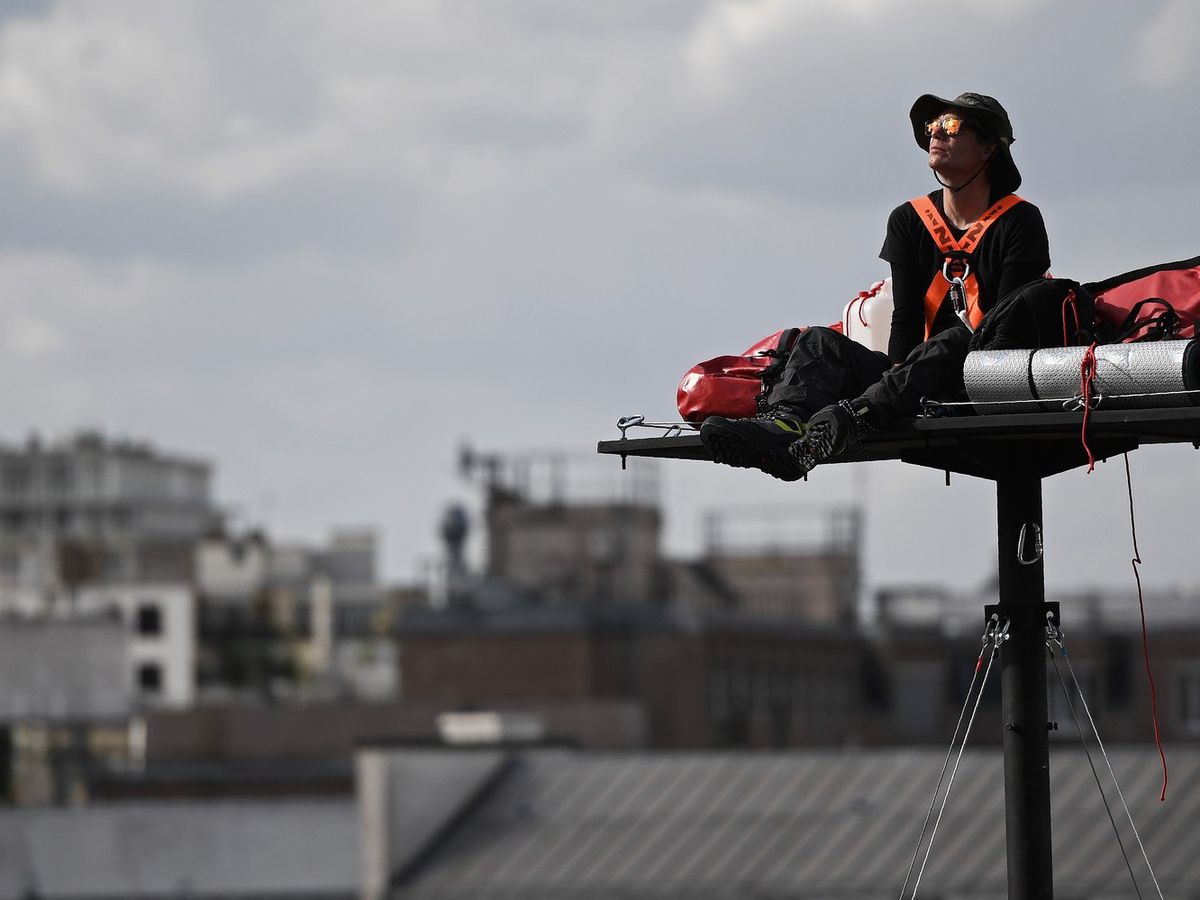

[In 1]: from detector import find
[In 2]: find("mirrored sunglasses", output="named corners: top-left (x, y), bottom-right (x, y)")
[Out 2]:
top-left (924, 114), bottom-right (969, 138)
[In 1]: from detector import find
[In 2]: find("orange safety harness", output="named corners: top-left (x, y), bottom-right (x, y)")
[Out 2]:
top-left (909, 193), bottom-right (1024, 338)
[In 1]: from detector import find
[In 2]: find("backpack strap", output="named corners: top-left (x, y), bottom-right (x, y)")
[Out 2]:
top-left (1112, 297), bottom-right (1181, 343)
top-left (753, 327), bottom-right (804, 413)
top-left (909, 193), bottom-right (1024, 338)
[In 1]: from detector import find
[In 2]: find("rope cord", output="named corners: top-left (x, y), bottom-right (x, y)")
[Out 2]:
top-left (934, 158), bottom-right (989, 194)
top-left (623, 421), bottom-right (699, 430)
top-left (1061, 288), bottom-right (1080, 348)
top-left (896, 623), bottom-right (992, 900)
top-left (849, 284), bottom-right (883, 328)
top-left (1047, 624), bottom-right (1166, 899)
top-left (901, 617), bottom-right (1008, 900)
top-left (1047, 633), bottom-right (1144, 898)
top-left (614, 416), bottom-right (698, 439)
top-left (924, 387), bottom-right (1200, 414)
top-left (1124, 453), bottom-right (1169, 801)
top-left (1080, 342), bottom-right (1099, 472)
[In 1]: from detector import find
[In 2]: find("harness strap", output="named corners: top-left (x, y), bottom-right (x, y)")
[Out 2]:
top-left (910, 194), bottom-right (1024, 339)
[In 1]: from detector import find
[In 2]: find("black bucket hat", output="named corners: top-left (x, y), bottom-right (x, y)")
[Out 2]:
top-left (909, 92), bottom-right (1021, 195)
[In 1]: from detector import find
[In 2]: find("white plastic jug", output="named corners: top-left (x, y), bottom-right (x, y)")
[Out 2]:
top-left (843, 277), bottom-right (893, 355)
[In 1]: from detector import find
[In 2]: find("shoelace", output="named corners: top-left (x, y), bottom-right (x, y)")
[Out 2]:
top-left (839, 400), bottom-right (876, 442)
top-left (788, 401), bottom-right (872, 473)
top-left (790, 420), bottom-right (835, 472)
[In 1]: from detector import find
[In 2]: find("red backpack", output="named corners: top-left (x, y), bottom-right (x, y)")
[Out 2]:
top-left (1086, 255), bottom-right (1200, 342)
top-left (676, 328), bottom-right (807, 422)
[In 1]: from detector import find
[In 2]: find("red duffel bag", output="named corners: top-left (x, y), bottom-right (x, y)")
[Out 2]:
top-left (676, 327), bottom-right (812, 422)
top-left (1087, 254), bottom-right (1200, 342)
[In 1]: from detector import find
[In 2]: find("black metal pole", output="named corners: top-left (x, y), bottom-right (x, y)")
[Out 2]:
top-left (996, 473), bottom-right (1053, 899)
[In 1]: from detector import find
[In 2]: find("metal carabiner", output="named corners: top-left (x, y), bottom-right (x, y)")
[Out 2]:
top-left (993, 617), bottom-right (1011, 646)
top-left (1044, 609), bottom-right (1063, 645)
top-left (941, 258), bottom-right (974, 332)
top-left (1017, 522), bottom-right (1043, 565)
top-left (1063, 391), bottom-right (1103, 412)
top-left (983, 616), bottom-right (1011, 650)
top-left (617, 415), bottom-right (645, 439)
top-left (941, 257), bottom-right (970, 285)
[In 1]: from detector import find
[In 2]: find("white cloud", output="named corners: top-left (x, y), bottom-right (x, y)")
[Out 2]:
top-left (0, 3), bottom-right (465, 200)
top-left (249, 356), bottom-right (396, 435)
top-left (0, 0), bottom-right (1194, 587)
top-left (1133, 0), bottom-right (1200, 88)
top-left (5, 314), bottom-right (69, 360)
top-left (683, 0), bottom-right (1049, 91)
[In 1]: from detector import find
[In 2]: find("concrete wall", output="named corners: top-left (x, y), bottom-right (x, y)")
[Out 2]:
top-left (76, 583), bottom-right (196, 709)
top-left (0, 617), bottom-right (131, 720)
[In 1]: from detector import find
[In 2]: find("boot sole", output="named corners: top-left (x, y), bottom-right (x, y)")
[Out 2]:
top-left (700, 420), bottom-right (803, 482)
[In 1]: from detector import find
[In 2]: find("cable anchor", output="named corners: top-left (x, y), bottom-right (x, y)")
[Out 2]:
top-left (617, 415), bottom-right (644, 439)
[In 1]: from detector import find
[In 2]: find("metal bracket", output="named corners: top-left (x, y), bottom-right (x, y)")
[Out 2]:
top-left (985, 601), bottom-right (1059, 630)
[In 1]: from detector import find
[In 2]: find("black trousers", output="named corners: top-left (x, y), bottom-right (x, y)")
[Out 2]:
top-left (765, 325), bottom-right (972, 425)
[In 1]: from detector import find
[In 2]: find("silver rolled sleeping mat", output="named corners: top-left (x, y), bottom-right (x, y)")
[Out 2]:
top-left (963, 339), bottom-right (1200, 413)
top-left (961, 349), bottom-right (1037, 414)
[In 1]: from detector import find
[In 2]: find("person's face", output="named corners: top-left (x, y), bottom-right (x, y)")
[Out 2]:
top-left (926, 110), bottom-right (994, 175)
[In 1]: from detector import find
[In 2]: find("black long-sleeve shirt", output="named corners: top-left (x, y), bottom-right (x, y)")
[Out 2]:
top-left (879, 190), bottom-right (1051, 362)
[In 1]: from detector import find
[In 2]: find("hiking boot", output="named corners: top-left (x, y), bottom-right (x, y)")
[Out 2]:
top-left (700, 413), bottom-right (809, 482)
top-left (788, 400), bottom-right (876, 476)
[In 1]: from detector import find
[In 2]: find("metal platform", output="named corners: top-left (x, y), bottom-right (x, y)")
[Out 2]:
top-left (598, 404), bottom-right (1200, 899)
top-left (598, 406), bottom-right (1200, 480)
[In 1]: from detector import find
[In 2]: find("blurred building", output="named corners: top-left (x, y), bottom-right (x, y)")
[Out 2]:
top-left (0, 430), bottom-right (213, 716)
top-left (74, 583), bottom-right (196, 709)
top-left (873, 582), bottom-right (1200, 747)
top-left (0, 616), bottom-right (138, 806)
top-left (7, 436), bottom-right (1195, 815)
top-left (4, 742), bottom-right (1197, 898)
top-left (0, 430), bottom-right (217, 616)
top-left (195, 527), bottom-right (397, 702)
top-left (0, 798), bottom-right (357, 899)
top-left (356, 743), bottom-right (1200, 900)
top-left (400, 450), bottom-right (866, 749)
top-left (0, 432), bottom-right (215, 807)
top-left (400, 447), bottom-right (1200, 752)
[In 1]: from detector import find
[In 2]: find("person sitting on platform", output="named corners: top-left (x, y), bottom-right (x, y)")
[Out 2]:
top-left (700, 92), bottom-right (1051, 481)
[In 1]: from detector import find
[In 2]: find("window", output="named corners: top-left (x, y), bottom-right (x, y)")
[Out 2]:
top-left (3, 464), bottom-right (30, 495)
top-left (137, 662), bottom-right (162, 693)
top-left (47, 461), bottom-right (71, 494)
top-left (136, 604), bottom-right (163, 637)
top-left (1174, 662), bottom-right (1200, 736)
top-left (1104, 636), bottom-right (1132, 706)
top-left (706, 664), bottom-right (730, 717)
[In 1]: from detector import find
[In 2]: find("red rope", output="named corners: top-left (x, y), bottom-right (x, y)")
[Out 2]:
top-left (853, 281), bottom-right (884, 327)
top-left (1124, 453), bottom-right (1168, 801)
top-left (1061, 288), bottom-right (1079, 347)
top-left (1079, 342), bottom-right (1099, 472)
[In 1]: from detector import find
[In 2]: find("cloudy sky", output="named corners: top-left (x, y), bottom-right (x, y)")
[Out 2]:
top-left (1, 0), bottom-right (1198, 595)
